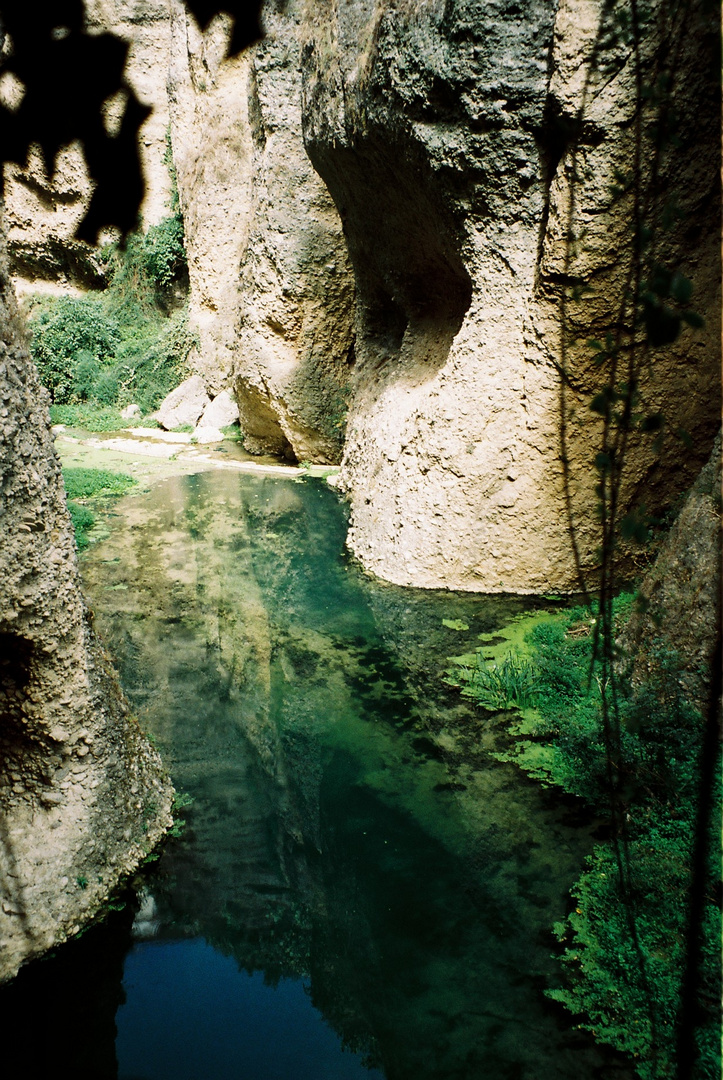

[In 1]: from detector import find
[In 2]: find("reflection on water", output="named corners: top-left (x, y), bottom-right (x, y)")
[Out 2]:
top-left (0, 471), bottom-right (632, 1079)
top-left (117, 940), bottom-right (381, 1080)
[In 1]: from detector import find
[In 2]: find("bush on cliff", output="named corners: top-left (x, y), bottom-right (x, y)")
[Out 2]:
top-left (26, 215), bottom-right (194, 420)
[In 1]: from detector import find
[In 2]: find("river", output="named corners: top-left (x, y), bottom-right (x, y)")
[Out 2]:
top-left (1, 466), bottom-right (632, 1079)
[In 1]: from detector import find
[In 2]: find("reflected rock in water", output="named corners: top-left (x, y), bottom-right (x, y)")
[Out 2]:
top-left (73, 471), bottom-right (631, 1079)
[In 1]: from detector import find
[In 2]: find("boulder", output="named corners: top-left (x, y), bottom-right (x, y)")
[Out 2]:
top-left (157, 375), bottom-right (211, 430)
top-left (193, 426), bottom-right (224, 444)
top-left (198, 389), bottom-right (239, 431)
top-left (121, 403), bottom-right (141, 420)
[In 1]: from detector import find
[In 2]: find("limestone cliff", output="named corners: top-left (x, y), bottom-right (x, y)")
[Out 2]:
top-left (301, 0), bottom-right (720, 591)
top-left (3, 0), bottom-right (719, 595)
top-left (619, 431), bottom-right (722, 712)
top-left (0, 217), bottom-right (173, 983)
top-left (4, 0), bottom-right (174, 293)
top-left (167, 0), bottom-right (355, 462)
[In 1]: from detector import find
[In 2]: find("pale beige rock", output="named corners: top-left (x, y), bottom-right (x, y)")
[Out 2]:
top-left (85, 0), bottom-right (175, 227)
top-left (157, 374), bottom-right (210, 430)
top-left (301, 0), bottom-right (720, 592)
top-left (5, 0), bottom-right (175, 291)
top-left (3, 142), bottom-right (102, 289)
top-left (199, 389), bottom-right (239, 430)
top-left (168, 1), bottom-right (355, 462)
top-left (193, 425), bottom-right (224, 443)
top-left (231, 3), bottom-right (355, 464)
top-left (0, 212), bottom-right (172, 984)
top-left (167, 2), bottom-right (254, 394)
top-left (3, 0), bottom-right (718, 601)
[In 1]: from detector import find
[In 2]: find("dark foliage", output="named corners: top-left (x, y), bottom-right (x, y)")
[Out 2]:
top-left (0, 0), bottom-right (263, 240)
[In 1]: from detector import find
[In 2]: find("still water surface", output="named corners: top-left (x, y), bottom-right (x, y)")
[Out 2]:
top-left (1, 470), bottom-right (631, 1079)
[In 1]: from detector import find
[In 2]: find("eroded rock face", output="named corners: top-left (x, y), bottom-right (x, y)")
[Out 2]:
top-left (2, 143), bottom-right (102, 292)
top-left (619, 431), bottom-right (722, 712)
top-left (0, 218), bottom-right (173, 983)
top-left (301, 0), bottom-right (720, 591)
top-left (168, 1), bottom-right (355, 462)
top-left (4, 0), bottom-right (174, 292)
top-left (167, 1), bottom-right (253, 395)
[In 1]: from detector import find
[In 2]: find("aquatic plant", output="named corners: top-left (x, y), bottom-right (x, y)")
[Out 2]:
top-left (459, 652), bottom-right (540, 711)
top-left (62, 467), bottom-right (137, 549)
top-left (452, 600), bottom-right (721, 1078)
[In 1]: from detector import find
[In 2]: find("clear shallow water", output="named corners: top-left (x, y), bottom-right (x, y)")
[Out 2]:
top-left (0, 470), bottom-right (632, 1079)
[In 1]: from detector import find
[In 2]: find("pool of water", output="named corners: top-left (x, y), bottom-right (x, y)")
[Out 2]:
top-left (0, 470), bottom-right (632, 1079)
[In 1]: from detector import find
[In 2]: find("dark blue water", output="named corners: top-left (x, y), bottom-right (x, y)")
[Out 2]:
top-left (0, 470), bottom-right (632, 1079)
top-left (117, 940), bottom-right (380, 1080)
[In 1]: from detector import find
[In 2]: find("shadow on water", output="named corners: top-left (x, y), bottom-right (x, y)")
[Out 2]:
top-left (0, 471), bottom-right (634, 1080)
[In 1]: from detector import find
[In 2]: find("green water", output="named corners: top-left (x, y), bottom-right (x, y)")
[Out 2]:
top-left (2, 470), bottom-right (633, 1078)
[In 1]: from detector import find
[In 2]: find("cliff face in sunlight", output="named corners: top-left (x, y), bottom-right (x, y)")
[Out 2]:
top-left (167, 0), bottom-right (355, 463)
top-left (159, 0), bottom-right (721, 588)
top-left (0, 220), bottom-right (173, 984)
top-left (4, 0), bottom-right (174, 293)
top-left (6, 0), bottom-right (720, 591)
top-left (300, 0), bottom-right (720, 591)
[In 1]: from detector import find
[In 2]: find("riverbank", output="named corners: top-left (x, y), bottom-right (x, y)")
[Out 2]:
top-left (54, 425), bottom-right (339, 485)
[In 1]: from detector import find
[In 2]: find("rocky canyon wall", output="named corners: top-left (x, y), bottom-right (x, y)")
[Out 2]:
top-left (3, 0), bottom-right (719, 593)
top-left (300, 0), bottom-right (720, 592)
top-left (167, 0), bottom-right (355, 462)
top-left (4, 0), bottom-right (174, 293)
top-left (0, 217), bottom-right (173, 983)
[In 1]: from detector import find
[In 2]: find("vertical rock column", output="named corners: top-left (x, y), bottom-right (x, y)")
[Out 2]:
top-left (232, 3), bottom-right (355, 464)
top-left (167, 0), bottom-right (254, 395)
top-left (167, 0), bottom-right (355, 463)
top-left (0, 218), bottom-right (173, 983)
top-left (300, 0), bottom-right (720, 592)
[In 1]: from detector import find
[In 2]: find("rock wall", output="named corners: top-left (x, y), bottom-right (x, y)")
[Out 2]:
top-left (168, 0), bottom-right (355, 462)
top-left (2, 0), bottom-right (718, 591)
top-left (4, 0), bottom-right (174, 293)
top-left (166, 2), bottom-right (252, 395)
top-left (619, 431), bottom-right (722, 712)
top-left (0, 215), bottom-right (173, 983)
top-left (301, 0), bottom-right (720, 591)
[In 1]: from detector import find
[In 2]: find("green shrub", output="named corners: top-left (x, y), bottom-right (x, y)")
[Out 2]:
top-left (28, 296), bottom-right (119, 404)
top-left (49, 404), bottom-right (127, 431)
top-left (143, 214), bottom-right (186, 289)
top-left (28, 217), bottom-right (195, 417)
